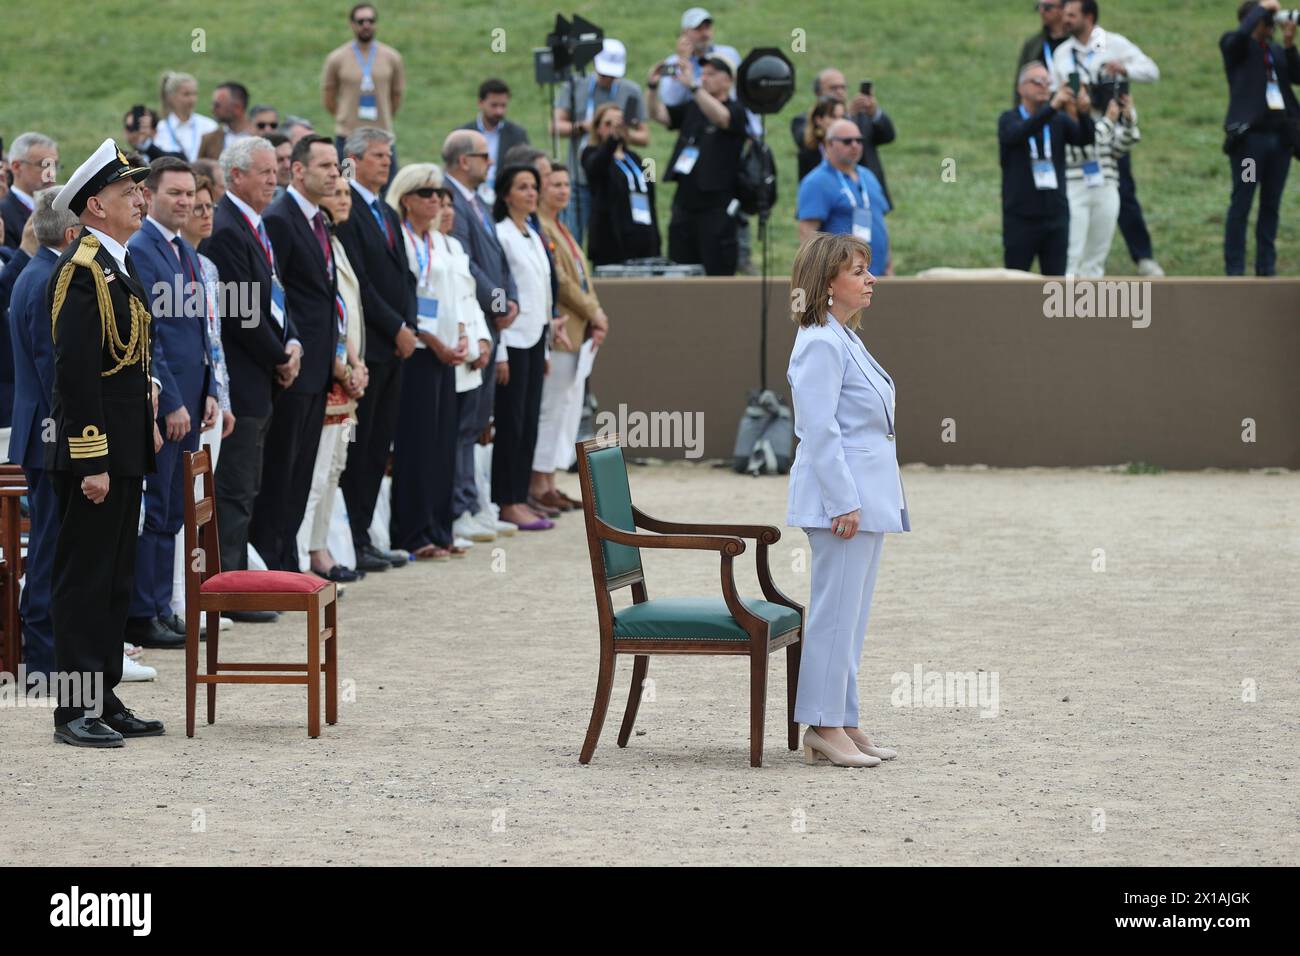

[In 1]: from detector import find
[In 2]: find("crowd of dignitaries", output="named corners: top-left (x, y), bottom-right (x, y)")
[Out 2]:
top-left (0, 122), bottom-right (609, 728)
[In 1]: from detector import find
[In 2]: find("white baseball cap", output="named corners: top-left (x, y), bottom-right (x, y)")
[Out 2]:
top-left (681, 7), bottom-right (712, 30)
top-left (594, 38), bottom-right (627, 78)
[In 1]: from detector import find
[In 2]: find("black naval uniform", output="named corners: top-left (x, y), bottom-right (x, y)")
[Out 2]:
top-left (46, 229), bottom-right (156, 726)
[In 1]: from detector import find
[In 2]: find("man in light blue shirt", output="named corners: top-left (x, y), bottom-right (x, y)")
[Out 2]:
top-left (796, 120), bottom-right (891, 272)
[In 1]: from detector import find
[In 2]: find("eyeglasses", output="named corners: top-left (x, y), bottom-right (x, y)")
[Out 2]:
top-left (1023, 76), bottom-right (1050, 87)
top-left (193, 203), bottom-right (214, 216)
top-left (467, 151), bottom-right (490, 159)
top-left (256, 121), bottom-right (279, 130)
top-left (830, 136), bottom-right (864, 145)
top-left (410, 187), bottom-right (439, 198)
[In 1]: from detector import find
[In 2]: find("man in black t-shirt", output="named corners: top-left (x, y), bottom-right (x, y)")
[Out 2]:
top-left (647, 49), bottom-right (746, 276)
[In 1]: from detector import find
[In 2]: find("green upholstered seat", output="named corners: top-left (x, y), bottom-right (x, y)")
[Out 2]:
top-left (613, 596), bottom-right (801, 641)
top-left (586, 445), bottom-right (643, 580)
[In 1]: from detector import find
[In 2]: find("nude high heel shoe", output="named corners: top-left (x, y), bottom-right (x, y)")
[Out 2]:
top-left (803, 727), bottom-right (880, 768)
top-left (845, 728), bottom-right (897, 760)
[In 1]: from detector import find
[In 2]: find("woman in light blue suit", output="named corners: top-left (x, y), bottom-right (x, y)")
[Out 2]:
top-left (787, 233), bottom-right (910, 768)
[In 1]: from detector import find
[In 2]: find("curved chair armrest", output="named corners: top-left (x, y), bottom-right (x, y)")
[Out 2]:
top-left (632, 506), bottom-right (781, 545)
top-left (594, 518), bottom-right (746, 556)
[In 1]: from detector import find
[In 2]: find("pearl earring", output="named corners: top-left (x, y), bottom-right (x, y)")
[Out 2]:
top-left (827, 293), bottom-right (834, 306)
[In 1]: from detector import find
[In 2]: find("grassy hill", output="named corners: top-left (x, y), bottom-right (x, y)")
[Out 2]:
top-left (2, 0), bottom-right (1292, 275)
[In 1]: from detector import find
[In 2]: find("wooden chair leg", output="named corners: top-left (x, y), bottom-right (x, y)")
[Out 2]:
top-left (307, 600), bottom-right (321, 738)
top-left (616, 654), bottom-right (649, 748)
top-left (205, 610), bottom-right (219, 725)
top-left (186, 608), bottom-right (199, 738)
top-left (325, 595), bottom-right (338, 726)
top-left (750, 650), bottom-right (769, 768)
top-left (786, 639), bottom-right (801, 751)
top-left (579, 644), bottom-right (615, 764)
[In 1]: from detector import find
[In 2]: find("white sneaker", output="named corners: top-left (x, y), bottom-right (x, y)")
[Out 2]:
top-left (121, 654), bottom-right (157, 682)
top-left (454, 512), bottom-right (495, 543)
top-left (1136, 257), bottom-right (1165, 277)
top-left (220, 616), bottom-right (233, 631)
top-left (494, 519), bottom-right (517, 537)
top-left (453, 536), bottom-right (475, 549)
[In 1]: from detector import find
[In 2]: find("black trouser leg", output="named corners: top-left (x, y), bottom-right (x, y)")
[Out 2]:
top-left (341, 356), bottom-right (403, 550)
top-left (1116, 153), bottom-right (1153, 263)
top-left (214, 414), bottom-right (269, 573)
top-left (492, 337), bottom-right (545, 506)
top-left (51, 472), bottom-right (141, 725)
top-left (250, 389), bottom-right (327, 570)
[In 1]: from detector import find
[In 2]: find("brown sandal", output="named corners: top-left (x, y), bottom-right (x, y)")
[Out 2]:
top-left (414, 545), bottom-right (450, 561)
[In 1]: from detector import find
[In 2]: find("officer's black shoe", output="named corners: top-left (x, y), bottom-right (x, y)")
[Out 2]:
top-left (103, 708), bottom-right (165, 738)
top-left (137, 617), bottom-right (186, 648)
top-left (161, 613), bottom-right (188, 636)
top-left (225, 610), bottom-right (280, 623)
top-left (53, 717), bottom-right (125, 748)
top-left (355, 544), bottom-right (392, 573)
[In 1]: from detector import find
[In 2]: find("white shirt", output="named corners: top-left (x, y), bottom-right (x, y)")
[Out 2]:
top-left (286, 184), bottom-right (321, 222)
top-left (85, 226), bottom-right (130, 272)
top-left (145, 214), bottom-right (180, 246)
top-left (10, 187), bottom-right (34, 211)
top-left (350, 180), bottom-right (380, 210)
top-left (225, 190), bottom-right (264, 230)
top-left (154, 111), bottom-right (219, 162)
top-left (494, 218), bottom-right (551, 356)
top-left (1050, 26), bottom-right (1159, 91)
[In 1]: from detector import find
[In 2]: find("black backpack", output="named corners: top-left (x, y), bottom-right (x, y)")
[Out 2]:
top-left (735, 136), bottom-right (776, 217)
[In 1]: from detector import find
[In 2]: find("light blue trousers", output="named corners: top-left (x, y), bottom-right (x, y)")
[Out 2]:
top-left (794, 527), bottom-right (885, 727)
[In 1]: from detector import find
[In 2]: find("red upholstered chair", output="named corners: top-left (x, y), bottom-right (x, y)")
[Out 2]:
top-left (0, 466), bottom-right (28, 676)
top-left (182, 450), bottom-right (339, 738)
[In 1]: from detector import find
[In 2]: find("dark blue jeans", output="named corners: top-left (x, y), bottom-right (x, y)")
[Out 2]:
top-left (1116, 152), bottom-right (1154, 263)
top-left (1225, 128), bottom-right (1293, 276)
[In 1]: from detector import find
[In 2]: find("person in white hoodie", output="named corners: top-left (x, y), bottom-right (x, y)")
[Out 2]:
top-left (1051, 0), bottom-right (1165, 275)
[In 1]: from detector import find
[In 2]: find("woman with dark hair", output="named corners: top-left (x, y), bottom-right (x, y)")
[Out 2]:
top-left (797, 99), bottom-right (846, 181)
top-left (581, 102), bottom-right (660, 266)
top-left (492, 165), bottom-right (555, 531)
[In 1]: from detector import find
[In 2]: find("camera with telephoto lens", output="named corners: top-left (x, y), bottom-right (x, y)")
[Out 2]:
top-left (1269, 9), bottom-right (1300, 24)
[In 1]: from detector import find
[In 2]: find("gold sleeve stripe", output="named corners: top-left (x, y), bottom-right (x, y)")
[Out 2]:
top-left (68, 426), bottom-right (109, 459)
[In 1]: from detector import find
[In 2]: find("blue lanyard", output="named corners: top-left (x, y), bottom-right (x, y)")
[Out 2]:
top-left (613, 154), bottom-right (645, 193)
top-left (353, 41), bottom-right (377, 87)
top-left (834, 168), bottom-right (869, 210)
top-left (1018, 105), bottom-right (1051, 161)
top-left (403, 222), bottom-right (432, 284)
top-left (586, 76), bottom-right (618, 122)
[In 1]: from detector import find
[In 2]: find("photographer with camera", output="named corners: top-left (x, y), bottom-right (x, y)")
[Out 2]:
top-left (647, 48), bottom-right (747, 276)
top-left (1065, 82), bottom-right (1141, 276)
top-left (1222, 0), bottom-right (1300, 275)
top-left (122, 107), bottom-right (186, 163)
top-left (999, 62), bottom-right (1095, 275)
top-left (1051, 0), bottom-right (1163, 276)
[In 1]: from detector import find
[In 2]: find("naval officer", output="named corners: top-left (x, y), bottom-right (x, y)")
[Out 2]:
top-left (47, 139), bottom-right (166, 747)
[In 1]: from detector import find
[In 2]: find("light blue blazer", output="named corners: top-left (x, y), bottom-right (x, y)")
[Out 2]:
top-left (786, 320), bottom-right (911, 533)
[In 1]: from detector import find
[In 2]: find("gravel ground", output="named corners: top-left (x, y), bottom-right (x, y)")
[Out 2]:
top-left (2, 462), bottom-right (1296, 866)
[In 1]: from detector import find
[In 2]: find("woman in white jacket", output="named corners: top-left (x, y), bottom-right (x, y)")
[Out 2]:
top-left (787, 232), bottom-right (910, 768)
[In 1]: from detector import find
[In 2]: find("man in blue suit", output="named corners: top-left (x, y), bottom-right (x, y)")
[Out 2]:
top-left (126, 157), bottom-right (217, 647)
top-left (442, 129), bottom-right (518, 535)
top-left (6, 186), bottom-right (80, 676)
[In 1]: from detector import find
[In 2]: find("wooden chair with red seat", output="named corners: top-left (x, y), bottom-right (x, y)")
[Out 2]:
top-left (182, 449), bottom-right (339, 738)
top-left (0, 465), bottom-right (29, 676)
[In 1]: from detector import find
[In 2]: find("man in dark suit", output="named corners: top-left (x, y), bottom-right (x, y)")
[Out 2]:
top-left (999, 61), bottom-right (1094, 275)
top-left (442, 129), bottom-right (518, 536)
top-left (200, 137), bottom-right (302, 605)
top-left (6, 186), bottom-right (80, 677)
top-left (335, 127), bottom-right (417, 572)
top-left (125, 157), bottom-right (218, 647)
top-left (45, 140), bottom-right (164, 746)
top-left (457, 78), bottom-right (530, 197)
top-left (3, 133), bottom-right (59, 252)
top-left (255, 135), bottom-right (340, 570)
top-left (1222, 0), bottom-right (1300, 275)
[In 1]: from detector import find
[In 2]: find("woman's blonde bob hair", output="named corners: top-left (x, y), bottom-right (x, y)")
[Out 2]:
top-left (386, 162), bottom-right (444, 220)
top-left (790, 232), bottom-right (873, 329)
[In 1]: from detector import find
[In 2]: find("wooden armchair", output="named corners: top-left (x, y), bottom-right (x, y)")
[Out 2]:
top-left (182, 449), bottom-right (339, 738)
top-left (574, 434), bottom-right (804, 768)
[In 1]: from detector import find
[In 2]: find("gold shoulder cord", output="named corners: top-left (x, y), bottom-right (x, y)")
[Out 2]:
top-left (50, 235), bottom-right (152, 378)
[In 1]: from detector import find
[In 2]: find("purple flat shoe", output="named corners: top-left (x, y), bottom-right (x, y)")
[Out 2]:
top-left (516, 518), bottom-right (555, 531)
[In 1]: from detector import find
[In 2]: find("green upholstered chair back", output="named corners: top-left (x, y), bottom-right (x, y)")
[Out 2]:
top-left (584, 443), bottom-right (643, 584)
